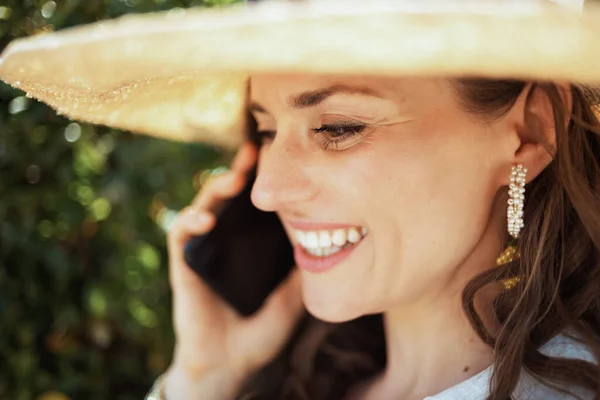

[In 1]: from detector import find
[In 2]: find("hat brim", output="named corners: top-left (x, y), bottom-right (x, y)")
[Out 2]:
top-left (1, 0), bottom-right (599, 148)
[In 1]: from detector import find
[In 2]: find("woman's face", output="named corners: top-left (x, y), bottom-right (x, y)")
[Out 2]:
top-left (249, 74), bottom-right (513, 322)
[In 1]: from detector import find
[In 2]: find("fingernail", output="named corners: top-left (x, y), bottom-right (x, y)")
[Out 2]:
top-left (185, 209), bottom-right (209, 224)
top-left (194, 212), bottom-right (211, 224)
top-left (210, 166), bottom-right (229, 177)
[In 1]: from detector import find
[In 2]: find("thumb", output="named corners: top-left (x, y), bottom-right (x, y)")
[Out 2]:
top-left (239, 267), bottom-right (305, 365)
top-left (254, 267), bottom-right (304, 328)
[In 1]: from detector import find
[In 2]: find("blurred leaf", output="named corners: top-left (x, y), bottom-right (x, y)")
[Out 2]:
top-left (0, 0), bottom-right (237, 398)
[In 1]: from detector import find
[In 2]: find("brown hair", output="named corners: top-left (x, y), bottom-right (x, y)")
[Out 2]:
top-left (238, 79), bottom-right (600, 400)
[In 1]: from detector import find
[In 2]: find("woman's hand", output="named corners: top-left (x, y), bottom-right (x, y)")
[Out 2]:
top-left (163, 143), bottom-right (304, 399)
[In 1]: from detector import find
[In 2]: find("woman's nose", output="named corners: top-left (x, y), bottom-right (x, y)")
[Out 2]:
top-left (250, 136), bottom-right (318, 212)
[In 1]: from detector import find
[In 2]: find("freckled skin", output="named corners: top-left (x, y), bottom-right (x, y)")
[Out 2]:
top-left (249, 74), bottom-right (511, 322)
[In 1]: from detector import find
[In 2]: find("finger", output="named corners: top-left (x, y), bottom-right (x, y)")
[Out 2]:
top-left (188, 143), bottom-right (256, 213)
top-left (167, 207), bottom-right (216, 265)
top-left (231, 142), bottom-right (258, 174)
top-left (191, 171), bottom-right (247, 212)
top-left (166, 208), bottom-right (224, 309)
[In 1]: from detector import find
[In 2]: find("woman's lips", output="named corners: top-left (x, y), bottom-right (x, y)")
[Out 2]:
top-left (293, 236), bottom-right (365, 273)
top-left (282, 218), bottom-right (368, 272)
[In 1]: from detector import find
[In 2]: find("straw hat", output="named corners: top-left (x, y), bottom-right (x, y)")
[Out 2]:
top-left (0, 0), bottom-right (599, 149)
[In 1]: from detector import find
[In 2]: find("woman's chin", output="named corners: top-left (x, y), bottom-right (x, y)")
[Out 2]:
top-left (302, 291), bottom-right (368, 323)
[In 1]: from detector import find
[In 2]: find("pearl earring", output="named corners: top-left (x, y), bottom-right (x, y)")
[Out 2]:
top-left (507, 164), bottom-right (527, 239)
top-left (497, 165), bottom-right (526, 290)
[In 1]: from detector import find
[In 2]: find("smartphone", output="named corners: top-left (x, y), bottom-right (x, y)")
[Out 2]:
top-left (183, 116), bottom-right (295, 317)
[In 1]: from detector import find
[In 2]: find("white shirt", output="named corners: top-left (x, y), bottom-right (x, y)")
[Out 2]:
top-left (426, 333), bottom-right (597, 400)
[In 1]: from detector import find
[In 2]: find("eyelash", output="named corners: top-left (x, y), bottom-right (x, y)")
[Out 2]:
top-left (311, 123), bottom-right (367, 150)
top-left (257, 123), bottom-right (367, 151)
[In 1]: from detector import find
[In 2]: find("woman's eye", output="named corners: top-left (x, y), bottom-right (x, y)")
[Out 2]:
top-left (314, 124), bottom-right (364, 136)
top-left (311, 123), bottom-right (367, 150)
top-left (256, 123), bottom-right (368, 150)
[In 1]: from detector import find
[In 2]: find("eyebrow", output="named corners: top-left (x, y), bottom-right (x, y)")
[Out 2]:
top-left (248, 84), bottom-right (383, 114)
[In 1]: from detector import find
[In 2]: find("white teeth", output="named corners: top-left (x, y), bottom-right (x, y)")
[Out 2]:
top-left (323, 246), bottom-right (341, 257)
top-left (294, 225), bottom-right (368, 257)
top-left (318, 230), bottom-right (332, 247)
top-left (305, 246), bottom-right (342, 257)
top-left (331, 229), bottom-right (347, 247)
top-left (296, 230), bottom-right (306, 246)
top-left (347, 227), bottom-right (361, 244)
top-left (305, 231), bottom-right (319, 249)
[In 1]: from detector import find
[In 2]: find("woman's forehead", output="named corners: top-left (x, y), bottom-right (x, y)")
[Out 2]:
top-left (249, 74), bottom-right (448, 109)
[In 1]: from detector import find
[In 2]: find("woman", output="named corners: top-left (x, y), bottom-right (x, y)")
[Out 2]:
top-left (161, 76), bottom-right (600, 399)
top-left (1, 1), bottom-right (599, 399)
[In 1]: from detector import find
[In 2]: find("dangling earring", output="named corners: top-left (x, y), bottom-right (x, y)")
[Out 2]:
top-left (497, 164), bottom-right (527, 290)
top-left (507, 164), bottom-right (527, 239)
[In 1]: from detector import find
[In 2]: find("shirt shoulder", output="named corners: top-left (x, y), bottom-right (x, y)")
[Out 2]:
top-left (513, 332), bottom-right (597, 400)
top-left (425, 332), bottom-right (598, 400)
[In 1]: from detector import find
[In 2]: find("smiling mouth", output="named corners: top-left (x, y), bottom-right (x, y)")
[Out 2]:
top-left (294, 226), bottom-right (368, 257)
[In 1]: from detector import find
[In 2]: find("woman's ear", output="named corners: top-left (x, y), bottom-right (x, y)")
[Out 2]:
top-left (506, 83), bottom-right (572, 184)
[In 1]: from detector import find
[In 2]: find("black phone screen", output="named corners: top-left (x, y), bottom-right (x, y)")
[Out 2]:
top-left (183, 168), bottom-right (295, 316)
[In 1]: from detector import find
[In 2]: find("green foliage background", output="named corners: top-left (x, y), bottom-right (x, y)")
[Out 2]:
top-left (0, 1), bottom-right (239, 399)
